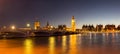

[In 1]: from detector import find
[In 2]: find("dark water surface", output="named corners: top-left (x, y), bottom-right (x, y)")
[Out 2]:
top-left (1, 33), bottom-right (120, 54)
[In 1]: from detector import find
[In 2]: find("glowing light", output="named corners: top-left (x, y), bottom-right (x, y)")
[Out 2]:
top-left (3, 26), bottom-right (6, 29)
top-left (62, 36), bottom-right (67, 53)
top-left (71, 16), bottom-right (76, 31)
top-left (50, 26), bottom-right (53, 28)
top-left (69, 35), bottom-right (77, 54)
top-left (49, 37), bottom-right (55, 54)
top-left (11, 25), bottom-right (15, 30)
top-left (24, 39), bottom-right (33, 54)
top-left (27, 23), bottom-right (30, 27)
top-left (34, 21), bottom-right (40, 30)
top-left (62, 36), bottom-right (66, 47)
top-left (70, 35), bottom-right (77, 46)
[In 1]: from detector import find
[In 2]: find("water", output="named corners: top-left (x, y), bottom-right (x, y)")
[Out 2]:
top-left (1, 33), bottom-right (120, 54)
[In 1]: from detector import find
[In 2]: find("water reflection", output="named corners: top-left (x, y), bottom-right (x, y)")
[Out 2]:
top-left (0, 39), bottom-right (8, 48)
top-left (69, 35), bottom-right (77, 54)
top-left (1, 33), bottom-right (120, 54)
top-left (24, 39), bottom-right (33, 54)
top-left (49, 37), bottom-right (55, 54)
top-left (62, 35), bottom-right (67, 54)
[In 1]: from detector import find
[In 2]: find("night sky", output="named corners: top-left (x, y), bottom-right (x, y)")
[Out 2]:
top-left (0, 0), bottom-right (120, 28)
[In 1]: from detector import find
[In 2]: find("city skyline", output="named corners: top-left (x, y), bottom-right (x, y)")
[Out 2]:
top-left (1, 1), bottom-right (120, 54)
top-left (0, 0), bottom-right (120, 28)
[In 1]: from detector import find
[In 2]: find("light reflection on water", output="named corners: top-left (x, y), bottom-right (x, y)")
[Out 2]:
top-left (49, 37), bottom-right (55, 54)
top-left (62, 36), bottom-right (67, 54)
top-left (0, 33), bottom-right (120, 54)
top-left (24, 39), bottom-right (33, 54)
top-left (69, 35), bottom-right (77, 54)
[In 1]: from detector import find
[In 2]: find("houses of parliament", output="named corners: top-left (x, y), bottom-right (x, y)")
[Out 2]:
top-left (34, 16), bottom-right (120, 32)
top-left (34, 16), bottom-right (76, 32)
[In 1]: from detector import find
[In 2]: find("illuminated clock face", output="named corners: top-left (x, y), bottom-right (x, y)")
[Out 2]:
top-left (72, 20), bottom-right (75, 22)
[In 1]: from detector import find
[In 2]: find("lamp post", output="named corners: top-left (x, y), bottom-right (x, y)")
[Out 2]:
top-left (11, 25), bottom-right (15, 30)
top-left (27, 23), bottom-right (30, 28)
top-left (11, 25), bottom-right (16, 31)
top-left (26, 23), bottom-right (31, 36)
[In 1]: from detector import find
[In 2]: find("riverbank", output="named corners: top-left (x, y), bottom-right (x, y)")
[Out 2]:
top-left (0, 30), bottom-right (80, 38)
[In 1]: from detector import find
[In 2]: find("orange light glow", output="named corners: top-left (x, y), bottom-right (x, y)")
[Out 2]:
top-left (24, 39), bottom-right (33, 54)
top-left (49, 37), bottom-right (55, 54)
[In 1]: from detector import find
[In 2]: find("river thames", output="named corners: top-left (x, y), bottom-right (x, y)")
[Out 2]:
top-left (0, 32), bottom-right (120, 54)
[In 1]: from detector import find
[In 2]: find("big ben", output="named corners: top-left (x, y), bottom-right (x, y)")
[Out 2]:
top-left (71, 16), bottom-right (76, 31)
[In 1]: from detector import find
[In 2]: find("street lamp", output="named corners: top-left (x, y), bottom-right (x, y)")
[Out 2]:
top-left (27, 23), bottom-right (30, 27)
top-left (11, 25), bottom-right (15, 30)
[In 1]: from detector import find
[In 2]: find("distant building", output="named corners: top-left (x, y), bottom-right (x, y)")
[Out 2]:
top-left (43, 21), bottom-right (55, 30)
top-left (82, 25), bottom-right (88, 31)
top-left (34, 21), bottom-right (40, 30)
top-left (82, 24), bottom-right (95, 31)
top-left (58, 25), bottom-right (67, 31)
top-left (46, 21), bottom-right (50, 28)
top-left (96, 24), bottom-right (103, 32)
top-left (66, 28), bottom-right (71, 31)
top-left (45, 21), bottom-right (51, 29)
top-left (117, 25), bottom-right (120, 30)
top-left (105, 24), bottom-right (116, 31)
top-left (88, 25), bottom-right (95, 31)
top-left (71, 16), bottom-right (76, 31)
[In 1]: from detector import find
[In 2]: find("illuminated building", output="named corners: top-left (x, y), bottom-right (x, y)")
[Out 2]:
top-left (71, 16), bottom-right (76, 31)
top-left (45, 21), bottom-right (51, 29)
top-left (34, 21), bottom-right (40, 30)
top-left (43, 21), bottom-right (55, 30)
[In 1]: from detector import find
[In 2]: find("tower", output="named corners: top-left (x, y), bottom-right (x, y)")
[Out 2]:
top-left (71, 16), bottom-right (76, 31)
top-left (34, 21), bottom-right (40, 30)
top-left (46, 21), bottom-right (50, 27)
